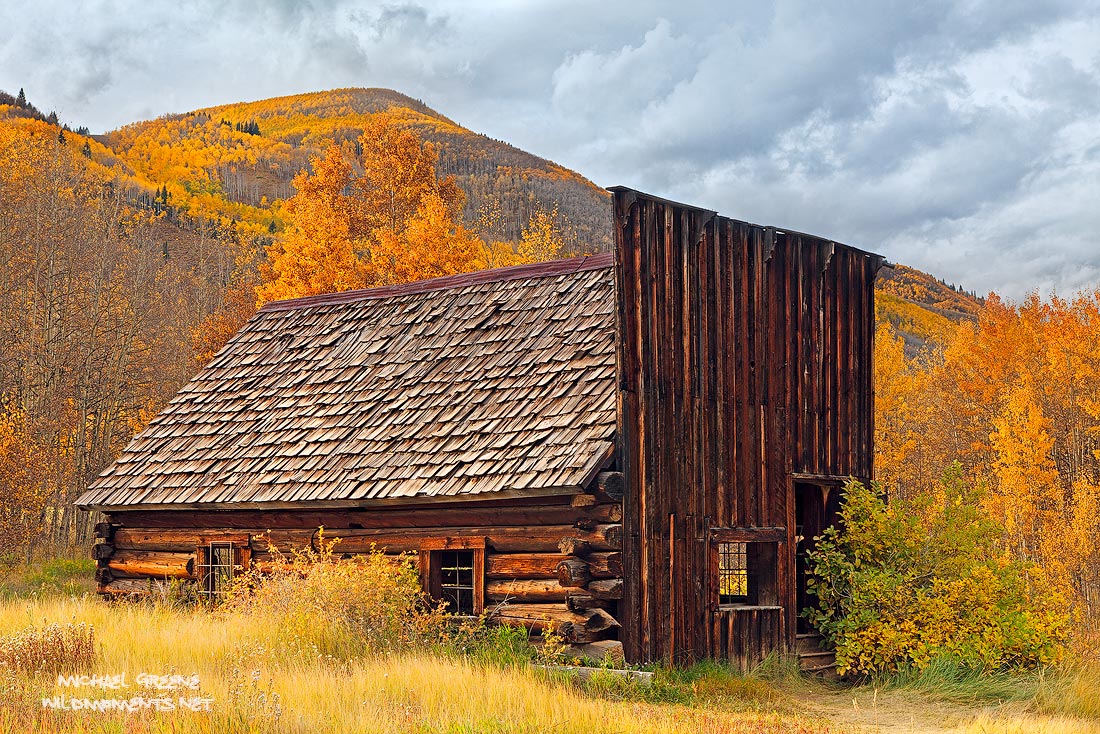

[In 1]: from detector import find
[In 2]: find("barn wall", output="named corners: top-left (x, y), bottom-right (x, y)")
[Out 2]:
top-left (612, 188), bottom-right (879, 665)
top-left (93, 491), bottom-right (624, 645)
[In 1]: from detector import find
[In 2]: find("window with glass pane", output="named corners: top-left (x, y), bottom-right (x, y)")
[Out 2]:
top-left (718, 542), bottom-right (749, 604)
top-left (439, 550), bottom-right (475, 614)
top-left (203, 542), bottom-right (234, 598)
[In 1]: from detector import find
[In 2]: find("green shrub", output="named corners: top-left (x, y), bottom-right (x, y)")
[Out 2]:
top-left (805, 467), bottom-right (1070, 676)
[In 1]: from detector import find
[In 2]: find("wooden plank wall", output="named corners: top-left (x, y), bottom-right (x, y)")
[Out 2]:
top-left (612, 188), bottom-right (879, 665)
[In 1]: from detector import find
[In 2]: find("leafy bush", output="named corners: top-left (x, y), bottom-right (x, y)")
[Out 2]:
top-left (805, 468), bottom-right (1070, 676)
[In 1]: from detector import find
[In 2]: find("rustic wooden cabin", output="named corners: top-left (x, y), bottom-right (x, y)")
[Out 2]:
top-left (77, 187), bottom-right (885, 668)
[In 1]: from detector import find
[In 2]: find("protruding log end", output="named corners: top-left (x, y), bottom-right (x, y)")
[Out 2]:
top-left (556, 558), bottom-right (591, 588)
top-left (586, 578), bottom-right (623, 600)
top-left (595, 472), bottom-right (624, 501)
top-left (558, 537), bottom-right (591, 556)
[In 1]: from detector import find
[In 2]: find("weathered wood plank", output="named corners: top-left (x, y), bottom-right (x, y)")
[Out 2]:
top-left (611, 188), bottom-right (881, 664)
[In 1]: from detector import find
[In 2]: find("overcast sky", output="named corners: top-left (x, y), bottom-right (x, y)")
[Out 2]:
top-left (2, 1), bottom-right (1098, 299)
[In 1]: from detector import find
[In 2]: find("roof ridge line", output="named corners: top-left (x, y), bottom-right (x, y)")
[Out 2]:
top-left (258, 251), bottom-right (616, 313)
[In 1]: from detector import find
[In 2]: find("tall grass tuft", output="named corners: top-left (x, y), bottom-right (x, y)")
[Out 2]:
top-left (0, 621), bottom-right (95, 675)
top-left (223, 538), bottom-right (444, 661)
top-left (1035, 663), bottom-right (1100, 720)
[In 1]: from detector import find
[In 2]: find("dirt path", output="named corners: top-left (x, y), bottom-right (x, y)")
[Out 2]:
top-left (801, 687), bottom-right (982, 733)
top-left (794, 686), bottom-right (1100, 734)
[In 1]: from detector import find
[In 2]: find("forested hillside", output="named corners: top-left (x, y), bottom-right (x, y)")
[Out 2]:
top-left (876, 264), bottom-right (983, 354)
top-left (101, 87), bottom-right (611, 253)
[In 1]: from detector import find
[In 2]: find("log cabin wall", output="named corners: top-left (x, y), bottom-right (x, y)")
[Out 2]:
top-left (93, 481), bottom-right (625, 645)
top-left (612, 188), bottom-right (881, 667)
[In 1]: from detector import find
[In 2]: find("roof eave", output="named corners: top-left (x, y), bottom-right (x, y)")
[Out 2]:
top-left (78, 484), bottom-right (587, 514)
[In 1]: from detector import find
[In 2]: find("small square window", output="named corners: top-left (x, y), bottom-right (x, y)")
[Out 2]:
top-left (718, 542), bottom-right (749, 604)
top-left (712, 536), bottom-right (779, 608)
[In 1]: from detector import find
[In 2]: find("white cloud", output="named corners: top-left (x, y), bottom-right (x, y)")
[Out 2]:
top-left (0, 0), bottom-right (1097, 298)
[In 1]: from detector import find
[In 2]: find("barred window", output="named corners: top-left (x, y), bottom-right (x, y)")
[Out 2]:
top-left (420, 539), bottom-right (485, 616)
top-left (718, 542), bottom-right (749, 604)
top-left (200, 542), bottom-right (235, 599)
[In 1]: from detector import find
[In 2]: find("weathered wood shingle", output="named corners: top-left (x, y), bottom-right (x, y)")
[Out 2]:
top-left (77, 254), bottom-right (617, 510)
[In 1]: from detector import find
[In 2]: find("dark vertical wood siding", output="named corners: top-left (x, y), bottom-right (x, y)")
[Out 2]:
top-left (612, 188), bottom-right (880, 665)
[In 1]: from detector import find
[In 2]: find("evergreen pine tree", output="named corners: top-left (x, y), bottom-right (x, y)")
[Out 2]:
top-left (57, 129), bottom-right (66, 145)
top-left (81, 141), bottom-right (91, 158)
top-left (15, 88), bottom-right (26, 107)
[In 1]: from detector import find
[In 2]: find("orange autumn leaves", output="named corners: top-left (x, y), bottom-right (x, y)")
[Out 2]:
top-left (256, 113), bottom-right (525, 305)
top-left (874, 292), bottom-right (1100, 615)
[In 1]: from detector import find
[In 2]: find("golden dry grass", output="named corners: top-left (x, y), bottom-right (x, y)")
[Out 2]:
top-left (0, 596), bottom-right (837, 734)
top-left (2, 594), bottom-right (1099, 734)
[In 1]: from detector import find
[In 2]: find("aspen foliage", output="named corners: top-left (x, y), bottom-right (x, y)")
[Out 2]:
top-left (373, 193), bottom-right (483, 285)
top-left (257, 114), bottom-right (483, 304)
top-left (0, 115), bottom-right (220, 551)
top-left (519, 205), bottom-right (568, 262)
top-left (0, 406), bottom-right (48, 558)
top-left (256, 147), bottom-right (369, 302)
top-left (873, 289), bottom-right (1100, 636)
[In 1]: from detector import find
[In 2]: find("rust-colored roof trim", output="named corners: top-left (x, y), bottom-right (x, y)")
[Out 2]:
top-left (259, 252), bottom-right (616, 313)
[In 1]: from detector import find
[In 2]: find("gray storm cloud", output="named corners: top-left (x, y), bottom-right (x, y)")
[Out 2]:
top-left (1, 0), bottom-right (1097, 299)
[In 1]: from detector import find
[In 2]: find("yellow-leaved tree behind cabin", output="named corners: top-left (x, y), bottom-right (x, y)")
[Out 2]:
top-left (873, 291), bottom-right (1100, 630)
top-left (255, 113), bottom-right (527, 305)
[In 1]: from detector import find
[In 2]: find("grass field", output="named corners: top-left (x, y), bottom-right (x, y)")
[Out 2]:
top-left (1, 559), bottom-right (1098, 734)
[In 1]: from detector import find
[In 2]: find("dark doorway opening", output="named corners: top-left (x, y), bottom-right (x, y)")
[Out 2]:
top-left (794, 482), bottom-right (842, 634)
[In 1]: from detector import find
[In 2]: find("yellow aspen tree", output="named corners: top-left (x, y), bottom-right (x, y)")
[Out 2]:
top-left (519, 205), bottom-right (566, 262)
top-left (256, 114), bottom-right (492, 305)
top-left (372, 192), bottom-right (482, 285)
top-left (354, 112), bottom-right (464, 238)
top-left (256, 146), bottom-right (373, 304)
top-left (872, 322), bottom-right (924, 500)
top-left (988, 379), bottom-right (1065, 569)
top-left (0, 405), bottom-right (48, 557)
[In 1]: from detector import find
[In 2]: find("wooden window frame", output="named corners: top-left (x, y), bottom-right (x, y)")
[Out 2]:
top-left (709, 528), bottom-right (783, 611)
top-left (419, 537), bottom-right (486, 616)
top-left (194, 534), bottom-right (250, 601)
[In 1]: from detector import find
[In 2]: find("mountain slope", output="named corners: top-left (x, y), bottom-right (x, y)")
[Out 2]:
top-left (6, 85), bottom-right (981, 356)
top-left (102, 87), bottom-right (612, 252)
top-left (876, 264), bottom-right (983, 353)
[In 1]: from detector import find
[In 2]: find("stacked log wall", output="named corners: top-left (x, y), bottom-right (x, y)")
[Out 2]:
top-left (93, 486), bottom-right (625, 644)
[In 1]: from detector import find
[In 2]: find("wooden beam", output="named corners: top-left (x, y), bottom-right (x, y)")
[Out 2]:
top-left (709, 527), bottom-right (786, 543)
top-left (485, 579), bottom-right (568, 603)
top-left (107, 550), bottom-right (194, 579)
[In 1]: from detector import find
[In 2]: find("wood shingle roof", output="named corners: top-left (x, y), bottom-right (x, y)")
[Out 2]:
top-left (76, 254), bottom-right (617, 510)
